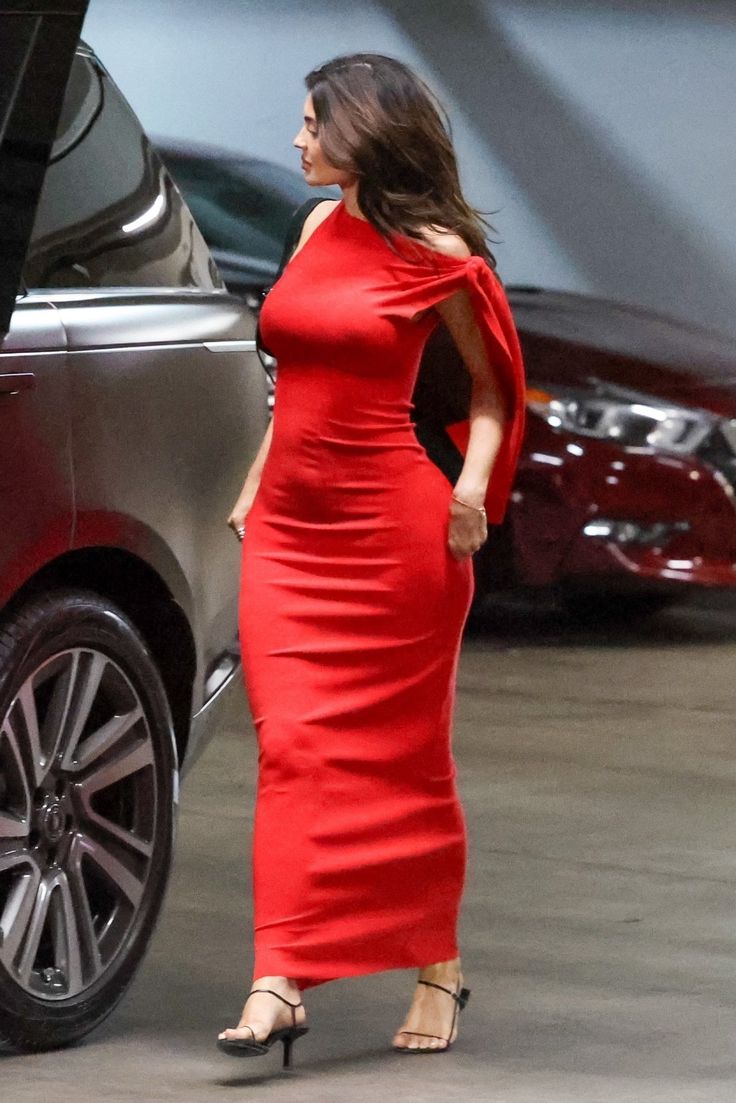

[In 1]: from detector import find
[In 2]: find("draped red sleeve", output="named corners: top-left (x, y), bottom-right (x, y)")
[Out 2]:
top-left (381, 249), bottom-right (527, 525)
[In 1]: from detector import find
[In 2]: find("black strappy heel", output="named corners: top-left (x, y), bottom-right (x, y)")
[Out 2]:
top-left (393, 978), bottom-right (471, 1054)
top-left (217, 988), bottom-right (310, 1068)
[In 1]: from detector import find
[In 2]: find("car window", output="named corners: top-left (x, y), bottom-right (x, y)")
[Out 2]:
top-left (21, 53), bottom-right (222, 292)
top-left (181, 181), bottom-right (286, 257)
top-left (161, 156), bottom-right (310, 263)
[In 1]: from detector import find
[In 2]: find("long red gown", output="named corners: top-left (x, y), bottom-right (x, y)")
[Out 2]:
top-left (239, 199), bottom-right (526, 990)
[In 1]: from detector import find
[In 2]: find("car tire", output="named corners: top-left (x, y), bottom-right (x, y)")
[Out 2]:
top-left (558, 586), bottom-right (676, 624)
top-left (0, 589), bottom-right (178, 1052)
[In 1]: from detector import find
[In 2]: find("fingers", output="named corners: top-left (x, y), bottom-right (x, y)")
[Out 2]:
top-left (227, 494), bottom-right (256, 542)
top-left (448, 543), bottom-right (477, 561)
top-left (448, 513), bottom-right (487, 559)
top-left (227, 516), bottom-right (247, 542)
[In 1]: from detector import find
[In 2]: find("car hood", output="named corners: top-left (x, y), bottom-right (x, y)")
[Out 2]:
top-left (508, 288), bottom-right (736, 418)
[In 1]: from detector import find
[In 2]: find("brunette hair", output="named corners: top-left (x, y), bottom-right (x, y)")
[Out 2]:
top-left (305, 52), bottom-right (499, 269)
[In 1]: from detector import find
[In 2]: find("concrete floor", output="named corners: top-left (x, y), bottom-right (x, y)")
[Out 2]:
top-left (3, 595), bottom-right (736, 1102)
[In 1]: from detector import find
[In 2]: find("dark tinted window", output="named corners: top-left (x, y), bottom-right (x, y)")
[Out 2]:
top-left (159, 149), bottom-right (337, 271)
top-left (22, 52), bottom-right (222, 292)
top-left (161, 154), bottom-right (309, 261)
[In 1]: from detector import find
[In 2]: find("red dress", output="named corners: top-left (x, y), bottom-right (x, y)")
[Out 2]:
top-left (239, 199), bottom-right (525, 989)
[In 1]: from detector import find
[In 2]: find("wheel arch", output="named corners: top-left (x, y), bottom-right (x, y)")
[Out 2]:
top-left (0, 547), bottom-right (197, 768)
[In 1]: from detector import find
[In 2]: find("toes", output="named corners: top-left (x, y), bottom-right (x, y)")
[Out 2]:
top-left (421, 1036), bottom-right (443, 1050)
top-left (219, 1025), bottom-right (258, 1042)
top-left (393, 1033), bottom-right (448, 1051)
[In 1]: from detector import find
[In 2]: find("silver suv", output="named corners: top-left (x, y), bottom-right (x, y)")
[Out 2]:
top-left (0, 8), bottom-right (267, 1050)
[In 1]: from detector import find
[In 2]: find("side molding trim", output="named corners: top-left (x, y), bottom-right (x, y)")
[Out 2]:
top-left (203, 340), bottom-right (257, 353)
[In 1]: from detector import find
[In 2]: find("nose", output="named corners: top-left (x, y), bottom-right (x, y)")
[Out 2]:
top-left (293, 130), bottom-right (306, 150)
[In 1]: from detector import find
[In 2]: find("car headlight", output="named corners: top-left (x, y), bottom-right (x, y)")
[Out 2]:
top-left (526, 383), bottom-right (714, 455)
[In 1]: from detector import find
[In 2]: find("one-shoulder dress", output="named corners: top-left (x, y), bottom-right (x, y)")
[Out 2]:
top-left (239, 199), bottom-right (526, 990)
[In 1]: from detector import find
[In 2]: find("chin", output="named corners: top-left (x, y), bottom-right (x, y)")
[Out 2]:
top-left (304, 165), bottom-right (345, 188)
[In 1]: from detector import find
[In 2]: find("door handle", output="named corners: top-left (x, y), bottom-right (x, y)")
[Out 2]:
top-left (0, 372), bottom-right (36, 394)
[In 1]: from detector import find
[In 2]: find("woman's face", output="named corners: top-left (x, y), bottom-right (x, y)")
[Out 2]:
top-left (293, 94), bottom-right (354, 187)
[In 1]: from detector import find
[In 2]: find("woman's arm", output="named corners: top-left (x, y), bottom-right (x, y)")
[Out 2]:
top-left (419, 229), bottom-right (508, 560)
top-left (435, 285), bottom-right (507, 559)
top-left (227, 418), bottom-right (273, 535)
top-left (436, 283), bottom-right (508, 495)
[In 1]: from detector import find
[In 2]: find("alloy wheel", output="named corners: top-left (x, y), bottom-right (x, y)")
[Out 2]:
top-left (0, 647), bottom-right (158, 1002)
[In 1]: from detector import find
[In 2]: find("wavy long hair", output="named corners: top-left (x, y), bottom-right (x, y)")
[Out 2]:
top-left (305, 52), bottom-right (499, 269)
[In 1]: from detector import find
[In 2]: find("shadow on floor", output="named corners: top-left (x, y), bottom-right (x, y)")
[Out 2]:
top-left (466, 588), bottom-right (736, 649)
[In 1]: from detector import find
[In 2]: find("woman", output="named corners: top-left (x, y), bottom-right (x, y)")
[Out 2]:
top-left (219, 52), bottom-right (526, 1066)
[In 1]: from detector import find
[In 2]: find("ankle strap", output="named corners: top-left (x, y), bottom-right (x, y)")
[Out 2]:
top-left (248, 987), bottom-right (303, 1025)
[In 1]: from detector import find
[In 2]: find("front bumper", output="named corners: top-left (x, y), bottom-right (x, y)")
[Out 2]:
top-left (507, 419), bottom-right (736, 592)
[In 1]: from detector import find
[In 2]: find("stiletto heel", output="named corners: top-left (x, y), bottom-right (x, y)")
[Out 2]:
top-left (217, 988), bottom-right (309, 1067)
top-left (393, 979), bottom-right (471, 1054)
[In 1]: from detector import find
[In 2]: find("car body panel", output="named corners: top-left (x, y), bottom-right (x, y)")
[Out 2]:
top-left (57, 288), bottom-right (267, 718)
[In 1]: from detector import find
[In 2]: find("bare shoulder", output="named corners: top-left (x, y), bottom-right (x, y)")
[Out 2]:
top-left (300, 199), bottom-right (340, 239)
top-left (290, 199), bottom-right (340, 259)
top-left (416, 225), bottom-right (472, 260)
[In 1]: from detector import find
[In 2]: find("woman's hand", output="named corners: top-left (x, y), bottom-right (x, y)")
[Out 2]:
top-left (227, 481), bottom-right (259, 542)
top-left (447, 491), bottom-right (488, 560)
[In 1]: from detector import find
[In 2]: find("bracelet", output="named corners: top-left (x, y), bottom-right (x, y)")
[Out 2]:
top-left (451, 493), bottom-right (487, 518)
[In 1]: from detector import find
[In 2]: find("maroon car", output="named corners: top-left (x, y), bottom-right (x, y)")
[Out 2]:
top-left (461, 287), bottom-right (736, 618)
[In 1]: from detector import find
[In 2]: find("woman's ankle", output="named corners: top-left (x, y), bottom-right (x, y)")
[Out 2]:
top-left (251, 974), bottom-right (301, 997)
top-left (418, 956), bottom-right (462, 981)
